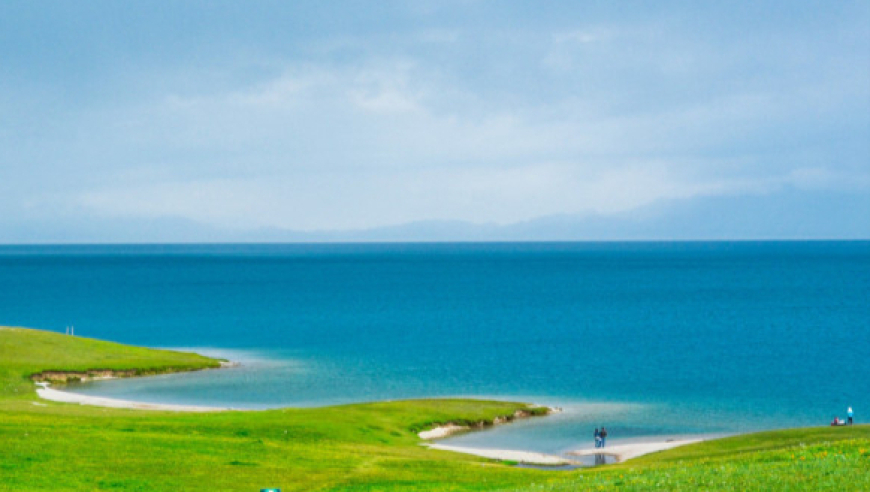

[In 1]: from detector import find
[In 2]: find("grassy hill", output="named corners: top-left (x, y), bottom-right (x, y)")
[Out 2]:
top-left (0, 326), bottom-right (221, 396)
top-left (1, 326), bottom-right (868, 491)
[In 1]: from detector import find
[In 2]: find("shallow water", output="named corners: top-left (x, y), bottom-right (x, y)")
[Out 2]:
top-left (2, 242), bottom-right (868, 453)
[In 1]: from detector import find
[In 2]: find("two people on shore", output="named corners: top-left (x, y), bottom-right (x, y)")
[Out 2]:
top-left (594, 427), bottom-right (608, 448)
top-left (832, 407), bottom-right (855, 426)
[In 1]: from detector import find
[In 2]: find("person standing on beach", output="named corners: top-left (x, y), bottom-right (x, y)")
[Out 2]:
top-left (600, 427), bottom-right (608, 448)
top-left (848, 407), bottom-right (854, 425)
top-left (594, 428), bottom-right (601, 448)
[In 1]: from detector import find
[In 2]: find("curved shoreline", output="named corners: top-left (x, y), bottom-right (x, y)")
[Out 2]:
top-left (417, 406), bottom-right (556, 439)
top-left (566, 438), bottom-right (705, 462)
top-left (415, 407), bottom-right (568, 466)
top-left (30, 353), bottom-right (239, 411)
top-left (426, 443), bottom-right (575, 466)
top-left (35, 382), bottom-right (235, 412)
top-left (31, 359), bottom-right (703, 465)
top-left (37, 378), bottom-right (707, 464)
top-left (30, 360), bottom-right (238, 384)
top-left (423, 438), bottom-right (706, 466)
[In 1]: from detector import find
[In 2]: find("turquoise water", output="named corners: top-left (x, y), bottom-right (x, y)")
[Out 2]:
top-left (1, 242), bottom-right (868, 453)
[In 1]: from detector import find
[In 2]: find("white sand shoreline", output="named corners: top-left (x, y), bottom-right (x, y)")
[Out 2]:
top-left (416, 406), bottom-right (561, 440)
top-left (413, 410), bottom-right (707, 466)
top-left (425, 438), bottom-right (704, 466)
top-left (418, 423), bottom-right (469, 439)
top-left (33, 369), bottom-right (705, 465)
top-left (566, 438), bottom-right (704, 462)
top-left (426, 443), bottom-right (574, 466)
top-left (35, 382), bottom-right (235, 412)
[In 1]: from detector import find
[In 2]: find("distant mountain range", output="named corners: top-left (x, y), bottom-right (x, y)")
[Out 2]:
top-left (2, 188), bottom-right (868, 243)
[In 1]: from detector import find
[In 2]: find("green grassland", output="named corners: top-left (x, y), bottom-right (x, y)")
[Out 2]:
top-left (1, 326), bottom-right (868, 491)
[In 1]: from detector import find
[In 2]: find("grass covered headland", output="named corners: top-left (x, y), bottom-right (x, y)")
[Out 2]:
top-left (1, 327), bottom-right (868, 491)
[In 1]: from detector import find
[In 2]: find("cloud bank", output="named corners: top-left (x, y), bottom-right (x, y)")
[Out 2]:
top-left (1, 1), bottom-right (868, 241)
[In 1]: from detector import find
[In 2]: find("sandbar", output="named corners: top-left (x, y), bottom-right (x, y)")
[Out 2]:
top-left (425, 438), bottom-right (705, 466)
top-left (426, 443), bottom-right (575, 466)
top-left (35, 382), bottom-right (233, 412)
top-left (566, 439), bottom-right (703, 462)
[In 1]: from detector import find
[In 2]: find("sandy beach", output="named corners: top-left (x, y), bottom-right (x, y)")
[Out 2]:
top-left (418, 419), bottom-right (704, 466)
top-left (566, 439), bottom-right (704, 462)
top-left (35, 382), bottom-right (233, 412)
top-left (422, 439), bottom-right (703, 466)
top-left (425, 443), bottom-right (575, 466)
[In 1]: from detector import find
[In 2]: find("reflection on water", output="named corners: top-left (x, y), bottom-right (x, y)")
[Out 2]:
top-left (515, 452), bottom-right (617, 469)
top-left (594, 453), bottom-right (616, 466)
top-left (516, 463), bottom-right (583, 471)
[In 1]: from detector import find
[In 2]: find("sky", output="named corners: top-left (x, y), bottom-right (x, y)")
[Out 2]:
top-left (1, 1), bottom-right (868, 242)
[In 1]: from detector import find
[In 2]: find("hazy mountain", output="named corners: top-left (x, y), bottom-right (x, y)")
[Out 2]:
top-left (2, 189), bottom-right (867, 244)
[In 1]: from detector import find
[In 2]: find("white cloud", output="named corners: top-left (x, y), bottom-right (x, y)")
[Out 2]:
top-left (56, 45), bottom-right (870, 233)
top-left (2, 2), bottom-right (868, 239)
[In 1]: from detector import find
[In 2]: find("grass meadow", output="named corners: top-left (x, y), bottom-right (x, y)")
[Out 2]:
top-left (1, 326), bottom-right (867, 491)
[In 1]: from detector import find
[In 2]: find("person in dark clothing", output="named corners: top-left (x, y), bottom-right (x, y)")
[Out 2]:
top-left (600, 427), bottom-right (608, 448)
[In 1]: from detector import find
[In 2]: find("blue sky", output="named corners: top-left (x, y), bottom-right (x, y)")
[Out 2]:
top-left (1, 1), bottom-right (868, 241)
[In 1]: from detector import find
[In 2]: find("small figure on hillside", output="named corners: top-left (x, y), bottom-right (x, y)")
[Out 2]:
top-left (600, 427), bottom-right (608, 448)
top-left (594, 427), bottom-right (601, 448)
top-left (848, 407), bottom-right (854, 425)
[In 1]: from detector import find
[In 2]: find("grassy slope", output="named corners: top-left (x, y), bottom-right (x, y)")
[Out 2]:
top-left (0, 326), bottom-right (221, 396)
top-left (2, 326), bottom-right (868, 491)
top-left (511, 428), bottom-right (870, 491)
top-left (0, 327), bottom-right (556, 491)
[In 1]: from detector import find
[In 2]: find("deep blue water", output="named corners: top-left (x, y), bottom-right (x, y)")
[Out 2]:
top-left (1, 242), bottom-right (868, 453)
